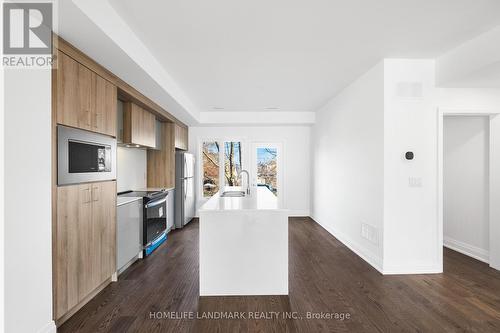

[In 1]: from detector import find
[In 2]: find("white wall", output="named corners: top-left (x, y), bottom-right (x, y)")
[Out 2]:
top-left (311, 59), bottom-right (439, 274)
top-left (1, 64), bottom-right (4, 333)
top-left (488, 115), bottom-right (500, 270)
top-left (189, 126), bottom-right (311, 216)
top-left (116, 147), bottom-right (147, 192)
top-left (311, 62), bottom-right (385, 271)
top-left (382, 59), bottom-right (439, 274)
top-left (443, 116), bottom-right (490, 262)
top-left (438, 88), bottom-right (500, 110)
top-left (198, 111), bottom-right (315, 125)
top-left (4, 69), bottom-right (55, 332)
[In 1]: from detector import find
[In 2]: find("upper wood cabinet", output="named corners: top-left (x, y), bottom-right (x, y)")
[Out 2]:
top-left (123, 102), bottom-right (156, 148)
top-left (56, 51), bottom-right (117, 137)
top-left (147, 122), bottom-right (175, 189)
top-left (174, 123), bottom-right (188, 150)
top-left (55, 181), bottom-right (116, 320)
top-left (56, 51), bottom-right (93, 131)
top-left (93, 75), bottom-right (117, 137)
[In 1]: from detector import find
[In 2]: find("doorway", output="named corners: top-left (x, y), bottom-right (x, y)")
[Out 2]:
top-left (251, 142), bottom-right (283, 206)
top-left (438, 109), bottom-right (500, 271)
top-left (443, 116), bottom-right (490, 263)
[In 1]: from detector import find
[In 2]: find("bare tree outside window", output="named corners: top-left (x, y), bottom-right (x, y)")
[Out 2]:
top-left (224, 142), bottom-right (242, 186)
top-left (202, 142), bottom-right (219, 197)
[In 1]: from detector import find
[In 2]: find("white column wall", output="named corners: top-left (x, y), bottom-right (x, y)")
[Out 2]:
top-left (382, 59), bottom-right (440, 274)
top-left (4, 68), bottom-right (55, 332)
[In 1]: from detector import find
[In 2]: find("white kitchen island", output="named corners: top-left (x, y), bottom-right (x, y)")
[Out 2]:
top-left (199, 186), bottom-right (288, 296)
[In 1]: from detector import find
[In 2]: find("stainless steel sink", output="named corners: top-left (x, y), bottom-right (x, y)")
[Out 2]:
top-left (221, 190), bottom-right (246, 197)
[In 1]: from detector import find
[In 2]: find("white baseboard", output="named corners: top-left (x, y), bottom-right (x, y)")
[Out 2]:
top-left (310, 216), bottom-right (444, 275)
top-left (444, 236), bottom-right (489, 263)
top-left (38, 320), bottom-right (56, 333)
top-left (382, 264), bottom-right (442, 275)
top-left (310, 216), bottom-right (383, 274)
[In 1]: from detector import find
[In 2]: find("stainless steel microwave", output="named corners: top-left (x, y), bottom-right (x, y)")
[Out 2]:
top-left (57, 125), bottom-right (116, 185)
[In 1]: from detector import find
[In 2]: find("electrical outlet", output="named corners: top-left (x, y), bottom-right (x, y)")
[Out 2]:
top-left (361, 223), bottom-right (379, 245)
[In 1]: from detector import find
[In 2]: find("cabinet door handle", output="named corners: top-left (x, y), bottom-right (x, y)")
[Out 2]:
top-left (93, 112), bottom-right (100, 128)
top-left (91, 186), bottom-right (99, 202)
top-left (85, 109), bottom-right (91, 126)
top-left (82, 188), bottom-right (91, 204)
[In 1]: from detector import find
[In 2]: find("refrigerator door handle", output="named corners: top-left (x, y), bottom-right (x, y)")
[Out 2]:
top-left (184, 155), bottom-right (187, 178)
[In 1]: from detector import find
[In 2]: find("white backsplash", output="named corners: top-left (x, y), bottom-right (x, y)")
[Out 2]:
top-left (117, 146), bottom-right (147, 192)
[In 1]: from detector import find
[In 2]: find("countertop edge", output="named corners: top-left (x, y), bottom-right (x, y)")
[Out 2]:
top-left (199, 187), bottom-right (286, 212)
top-left (132, 187), bottom-right (175, 192)
top-left (117, 197), bottom-right (142, 207)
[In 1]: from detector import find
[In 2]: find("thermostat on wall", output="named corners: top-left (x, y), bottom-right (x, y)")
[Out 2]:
top-left (405, 151), bottom-right (414, 160)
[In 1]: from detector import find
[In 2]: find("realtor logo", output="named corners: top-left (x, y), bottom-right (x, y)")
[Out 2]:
top-left (3, 2), bottom-right (52, 54)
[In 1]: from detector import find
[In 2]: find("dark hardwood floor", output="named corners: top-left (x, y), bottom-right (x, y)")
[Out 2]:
top-left (59, 217), bottom-right (500, 332)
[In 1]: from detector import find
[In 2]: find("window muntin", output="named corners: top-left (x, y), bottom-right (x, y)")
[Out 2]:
top-left (224, 142), bottom-right (242, 187)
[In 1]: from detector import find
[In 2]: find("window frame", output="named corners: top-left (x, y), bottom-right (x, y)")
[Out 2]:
top-left (201, 141), bottom-right (221, 198)
top-left (198, 137), bottom-right (247, 201)
top-left (250, 142), bottom-right (284, 208)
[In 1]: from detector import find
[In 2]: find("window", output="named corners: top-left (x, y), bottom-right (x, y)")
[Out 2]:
top-left (224, 142), bottom-right (242, 186)
top-left (202, 141), bottom-right (220, 197)
top-left (256, 147), bottom-right (278, 196)
top-left (202, 140), bottom-right (244, 198)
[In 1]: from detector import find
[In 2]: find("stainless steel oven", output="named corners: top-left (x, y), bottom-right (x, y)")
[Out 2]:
top-left (118, 190), bottom-right (168, 256)
top-left (57, 125), bottom-right (116, 185)
top-left (144, 193), bottom-right (168, 248)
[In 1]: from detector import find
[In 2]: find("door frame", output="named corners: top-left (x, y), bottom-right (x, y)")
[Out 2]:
top-left (437, 108), bottom-right (500, 271)
top-left (250, 142), bottom-right (284, 208)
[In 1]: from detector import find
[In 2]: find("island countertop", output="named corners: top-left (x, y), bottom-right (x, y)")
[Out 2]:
top-left (199, 186), bottom-right (286, 211)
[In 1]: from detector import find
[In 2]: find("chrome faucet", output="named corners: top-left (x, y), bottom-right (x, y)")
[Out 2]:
top-left (238, 170), bottom-right (251, 195)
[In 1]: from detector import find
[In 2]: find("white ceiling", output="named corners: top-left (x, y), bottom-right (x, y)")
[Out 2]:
top-left (108, 0), bottom-right (500, 113)
top-left (437, 25), bottom-right (500, 88)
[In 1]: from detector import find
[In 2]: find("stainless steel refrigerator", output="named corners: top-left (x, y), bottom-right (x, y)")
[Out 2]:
top-left (175, 152), bottom-right (195, 228)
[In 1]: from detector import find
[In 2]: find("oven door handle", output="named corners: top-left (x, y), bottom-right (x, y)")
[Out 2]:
top-left (145, 197), bottom-right (167, 209)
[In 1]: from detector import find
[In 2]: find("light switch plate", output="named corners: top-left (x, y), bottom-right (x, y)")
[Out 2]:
top-left (408, 177), bottom-right (422, 187)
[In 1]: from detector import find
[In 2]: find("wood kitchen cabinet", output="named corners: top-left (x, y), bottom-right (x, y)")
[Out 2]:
top-left (174, 123), bottom-right (188, 150)
top-left (147, 122), bottom-right (175, 188)
top-left (93, 75), bottom-right (117, 137)
top-left (55, 181), bottom-right (116, 320)
top-left (56, 51), bottom-right (117, 137)
top-left (56, 51), bottom-right (93, 131)
top-left (51, 36), bottom-right (191, 327)
top-left (123, 102), bottom-right (156, 148)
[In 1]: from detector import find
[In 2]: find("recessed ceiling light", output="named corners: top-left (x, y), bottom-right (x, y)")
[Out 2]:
top-left (135, 145), bottom-right (140, 148)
